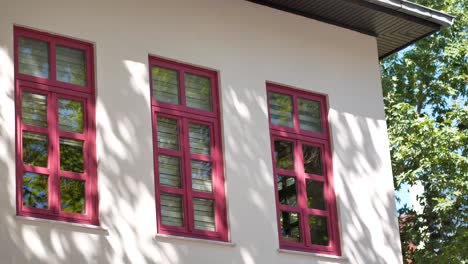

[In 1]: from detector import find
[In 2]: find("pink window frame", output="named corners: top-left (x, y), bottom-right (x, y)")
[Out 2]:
top-left (267, 82), bottom-right (341, 255)
top-left (14, 26), bottom-right (98, 225)
top-left (149, 55), bottom-right (228, 241)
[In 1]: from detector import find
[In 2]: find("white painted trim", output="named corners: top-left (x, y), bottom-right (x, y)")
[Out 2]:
top-left (154, 234), bottom-right (236, 247)
top-left (277, 249), bottom-right (348, 261)
top-left (16, 215), bottom-right (109, 234)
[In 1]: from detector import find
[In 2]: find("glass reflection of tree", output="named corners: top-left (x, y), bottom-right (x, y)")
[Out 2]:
top-left (56, 46), bottom-right (86, 86)
top-left (60, 139), bottom-right (84, 173)
top-left (23, 173), bottom-right (48, 209)
top-left (60, 178), bottom-right (85, 214)
top-left (278, 176), bottom-right (297, 206)
top-left (298, 98), bottom-right (322, 132)
top-left (59, 99), bottom-right (83, 133)
top-left (153, 67), bottom-right (179, 104)
top-left (275, 141), bottom-right (294, 170)
top-left (23, 133), bottom-right (48, 167)
top-left (303, 145), bottom-right (323, 175)
top-left (281, 212), bottom-right (301, 242)
top-left (269, 93), bottom-right (293, 127)
top-left (185, 73), bottom-right (211, 111)
top-left (309, 216), bottom-right (329, 246)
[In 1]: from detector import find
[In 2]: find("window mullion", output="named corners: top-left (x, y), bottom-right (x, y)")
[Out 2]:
top-left (292, 95), bottom-right (300, 133)
top-left (212, 123), bottom-right (223, 234)
top-left (295, 140), bottom-right (310, 246)
top-left (50, 42), bottom-right (57, 82)
top-left (83, 98), bottom-right (92, 218)
top-left (181, 117), bottom-right (194, 232)
top-left (179, 70), bottom-right (187, 107)
top-left (48, 92), bottom-right (60, 214)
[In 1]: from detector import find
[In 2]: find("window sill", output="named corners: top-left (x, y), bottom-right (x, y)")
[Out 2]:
top-left (278, 249), bottom-right (347, 261)
top-left (16, 215), bottom-right (109, 235)
top-left (154, 234), bottom-right (236, 247)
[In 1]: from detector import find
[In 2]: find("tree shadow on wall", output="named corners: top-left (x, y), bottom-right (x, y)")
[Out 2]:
top-left (1, 46), bottom-right (402, 263)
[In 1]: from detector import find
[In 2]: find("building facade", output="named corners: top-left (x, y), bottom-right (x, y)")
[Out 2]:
top-left (0, 0), bottom-right (452, 263)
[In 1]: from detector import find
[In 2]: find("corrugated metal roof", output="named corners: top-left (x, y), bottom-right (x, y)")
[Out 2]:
top-left (247, 0), bottom-right (454, 59)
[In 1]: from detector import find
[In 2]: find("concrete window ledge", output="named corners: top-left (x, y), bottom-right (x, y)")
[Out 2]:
top-left (277, 249), bottom-right (348, 261)
top-left (16, 215), bottom-right (109, 235)
top-left (154, 234), bottom-right (236, 247)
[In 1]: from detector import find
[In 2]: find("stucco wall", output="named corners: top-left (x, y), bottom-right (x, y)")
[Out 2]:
top-left (0, 0), bottom-right (403, 263)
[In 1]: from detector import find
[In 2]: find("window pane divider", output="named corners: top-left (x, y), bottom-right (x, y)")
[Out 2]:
top-left (49, 42), bottom-right (57, 82)
top-left (151, 104), bottom-right (217, 120)
top-left (306, 208), bottom-right (329, 216)
top-left (179, 70), bottom-right (187, 107)
top-left (57, 131), bottom-right (86, 140)
top-left (304, 174), bottom-right (326, 182)
top-left (22, 165), bottom-right (50, 175)
top-left (181, 117), bottom-right (194, 233)
top-left (59, 170), bottom-right (87, 180)
top-left (159, 186), bottom-right (185, 195)
top-left (276, 168), bottom-right (298, 177)
top-left (49, 92), bottom-right (59, 214)
top-left (22, 125), bottom-right (49, 134)
top-left (191, 191), bottom-right (215, 200)
top-left (278, 204), bottom-right (301, 213)
top-left (189, 154), bottom-right (212, 162)
top-left (158, 148), bottom-right (183, 157)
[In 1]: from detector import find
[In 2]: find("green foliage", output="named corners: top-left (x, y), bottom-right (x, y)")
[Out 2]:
top-left (381, 0), bottom-right (468, 263)
top-left (60, 139), bottom-right (85, 173)
top-left (60, 178), bottom-right (85, 214)
top-left (23, 173), bottom-right (48, 209)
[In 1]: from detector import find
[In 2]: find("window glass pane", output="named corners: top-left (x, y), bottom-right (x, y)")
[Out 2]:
top-left (158, 155), bottom-right (181, 188)
top-left (191, 160), bottom-right (212, 192)
top-left (22, 172), bottom-right (48, 209)
top-left (18, 37), bottom-right (49, 78)
top-left (269, 92), bottom-right (293, 128)
top-left (185, 73), bottom-right (212, 111)
top-left (161, 193), bottom-right (184, 227)
top-left (309, 215), bottom-right (330, 246)
top-left (22, 92), bottom-right (47, 127)
top-left (189, 123), bottom-right (211, 155)
top-left (59, 99), bottom-right (83, 133)
top-left (277, 175), bottom-right (297, 206)
top-left (152, 66), bottom-right (179, 104)
top-left (157, 117), bottom-right (179, 150)
top-left (303, 144), bottom-right (323, 175)
top-left (194, 198), bottom-right (215, 231)
top-left (23, 132), bottom-right (48, 167)
top-left (274, 140), bottom-right (294, 170)
top-left (280, 211), bottom-right (301, 242)
top-left (56, 46), bottom-right (87, 86)
top-left (298, 98), bottom-right (322, 133)
top-left (60, 138), bottom-right (84, 173)
top-left (306, 180), bottom-right (326, 210)
top-left (60, 177), bottom-right (85, 214)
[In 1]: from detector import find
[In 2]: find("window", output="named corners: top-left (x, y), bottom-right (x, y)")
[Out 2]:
top-left (14, 26), bottom-right (98, 225)
top-left (267, 83), bottom-right (340, 255)
top-left (150, 56), bottom-right (228, 241)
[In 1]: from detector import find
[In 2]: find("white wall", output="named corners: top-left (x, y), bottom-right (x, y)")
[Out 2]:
top-left (0, 0), bottom-right (403, 263)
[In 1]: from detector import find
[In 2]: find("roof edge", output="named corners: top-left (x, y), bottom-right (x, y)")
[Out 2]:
top-left (364, 0), bottom-right (455, 28)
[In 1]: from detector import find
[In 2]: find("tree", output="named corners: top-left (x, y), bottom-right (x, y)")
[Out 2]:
top-left (381, 0), bottom-right (467, 263)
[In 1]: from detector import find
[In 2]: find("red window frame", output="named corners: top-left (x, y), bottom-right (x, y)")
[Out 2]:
top-left (267, 83), bottom-right (341, 255)
top-left (14, 26), bottom-right (98, 225)
top-left (149, 56), bottom-right (228, 241)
